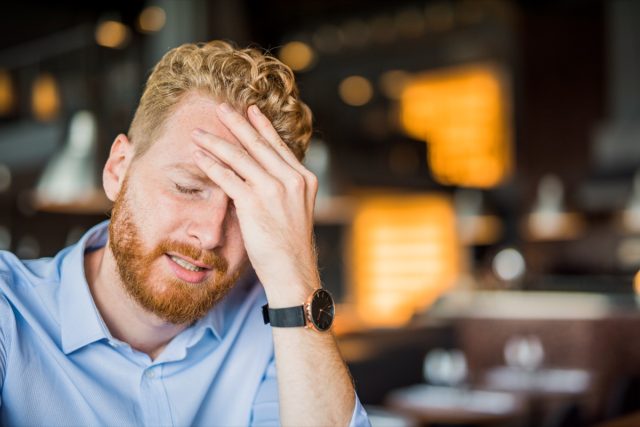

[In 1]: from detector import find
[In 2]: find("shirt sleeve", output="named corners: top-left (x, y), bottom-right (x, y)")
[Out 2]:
top-left (250, 356), bottom-right (280, 427)
top-left (0, 291), bottom-right (14, 407)
top-left (250, 356), bottom-right (371, 427)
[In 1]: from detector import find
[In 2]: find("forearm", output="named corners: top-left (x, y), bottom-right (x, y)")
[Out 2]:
top-left (263, 276), bottom-right (355, 427)
top-left (192, 102), bottom-right (358, 425)
top-left (271, 325), bottom-right (355, 426)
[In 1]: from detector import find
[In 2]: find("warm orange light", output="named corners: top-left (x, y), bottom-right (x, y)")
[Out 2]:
top-left (278, 41), bottom-right (315, 72)
top-left (0, 69), bottom-right (14, 116)
top-left (635, 271), bottom-right (640, 295)
top-left (32, 73), bottom-right (61, 121)
top-left (349, 194), bottom-right (460, 327)
top-left (339, 75), bottom-right (373, 106)
top-left (95, 20), bottom-right (130, 49)
top-left (138, 6), bottom-right (166, 33)
top-left (400, 64), bottom-right (512, 188)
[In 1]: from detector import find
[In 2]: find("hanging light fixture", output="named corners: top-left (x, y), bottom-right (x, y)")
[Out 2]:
top-left (524, 174), bottom-right (584, 241)
top-left (621, 169), bottom-right (640, 233)
top-left (33, 110), bottom-right (111, 213)
top-left (454, 189), bottom-right (503, 245)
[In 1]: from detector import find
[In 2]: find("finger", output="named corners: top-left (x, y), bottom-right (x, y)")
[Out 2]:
top-left (193, 150), bottom-right (248, 202)
top-left (192, 128), bottom-right (275, 187)
top-left (216, 103), bottom-right (297, 182)
top-left (245, 105), bottom-right (319, 209)
top-left (246, 104), bottom-right (307, 172)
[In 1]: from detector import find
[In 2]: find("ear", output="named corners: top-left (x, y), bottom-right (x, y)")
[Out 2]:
top-left (103, 133), bottom-right (134, 202)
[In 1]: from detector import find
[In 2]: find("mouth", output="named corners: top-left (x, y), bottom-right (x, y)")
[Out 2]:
top-left (165, 253), bottom-right (212, 283)
top-left (168, 254), bottom-right (210, 271)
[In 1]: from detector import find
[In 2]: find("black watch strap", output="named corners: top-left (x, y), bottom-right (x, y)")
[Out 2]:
top-left (262, 304), bottom-right (307, 327)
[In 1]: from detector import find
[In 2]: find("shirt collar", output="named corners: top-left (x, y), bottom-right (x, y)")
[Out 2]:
top-left (59, 220), bottom-right (246, 354)
top-left (186, 268), bottom-right (257, 344)
top-left (59, 220), bottom-right (112, 354)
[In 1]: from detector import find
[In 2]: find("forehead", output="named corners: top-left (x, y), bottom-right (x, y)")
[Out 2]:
top-left (142, 91), bottom-right (240, 166)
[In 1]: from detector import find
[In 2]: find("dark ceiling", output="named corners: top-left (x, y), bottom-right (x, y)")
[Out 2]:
top-left (0, 0), bottom-right (604, 51)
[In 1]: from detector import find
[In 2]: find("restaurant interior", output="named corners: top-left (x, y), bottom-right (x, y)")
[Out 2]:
top-left (1, 0), bottom-right (639, 426)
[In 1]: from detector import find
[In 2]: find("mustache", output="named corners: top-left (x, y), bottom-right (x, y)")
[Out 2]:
top-left (155, 240), bottom-right (228, 272)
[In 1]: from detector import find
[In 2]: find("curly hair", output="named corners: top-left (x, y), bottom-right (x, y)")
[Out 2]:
top-left (128, 40), bottom-right (313, 160)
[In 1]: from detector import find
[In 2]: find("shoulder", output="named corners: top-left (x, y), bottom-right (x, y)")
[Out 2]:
top-left (0, 249), bottom-right (67, 333)
top-left (0, 251), bottom-right (22, 299)
top-left (0, 282), bottom-right (17, 361)
top-left (0, 252), bottom-right (21, 341)
top-left (0, 247), bottom-right (69, 297)
top-left (0, 283), bottom-right (14, 317)
top-left (0, 250), bottom-right (18, 281)
top-left (0, 289), bottom-right (15, 328)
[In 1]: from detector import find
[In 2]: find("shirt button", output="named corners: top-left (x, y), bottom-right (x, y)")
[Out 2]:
top-left (145, 370), bottom-right (156, 379)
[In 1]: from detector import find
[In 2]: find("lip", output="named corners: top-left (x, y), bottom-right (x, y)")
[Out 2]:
top-left (164, 254), bottom-right (211, 284)
top-left (166, 252), bottom-right (212, 269)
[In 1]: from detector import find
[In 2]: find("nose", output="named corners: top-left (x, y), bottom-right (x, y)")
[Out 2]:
top-left (185, 191), bottom-right (233, 250)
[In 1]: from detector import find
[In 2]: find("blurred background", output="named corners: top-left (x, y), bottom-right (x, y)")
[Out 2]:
top-left (1, 0), bottom-right (640, 426)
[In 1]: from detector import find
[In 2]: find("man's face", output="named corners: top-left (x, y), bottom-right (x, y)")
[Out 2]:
top-left (108, 92), bottom-right (249, 325)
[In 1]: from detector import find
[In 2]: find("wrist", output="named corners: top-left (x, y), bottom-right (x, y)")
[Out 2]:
top-left (258, 263), bottom-right (321, 307)
top-left (263, 288), bottom-right (336, 332)
top-left (263, 281), bottom-right (319, 308)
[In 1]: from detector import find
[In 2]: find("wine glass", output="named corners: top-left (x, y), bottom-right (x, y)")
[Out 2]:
top-left (504, 335), bottom-right (544, 372)
top-left (423, 348), bottom-right (468, 387)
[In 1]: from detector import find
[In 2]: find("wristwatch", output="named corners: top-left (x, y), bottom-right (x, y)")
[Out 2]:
top-left (262, 288), bottom-right (335, 332)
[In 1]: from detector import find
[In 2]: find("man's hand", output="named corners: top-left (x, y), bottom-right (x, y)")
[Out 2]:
top-left (193, 103), bottom-right (360, 426)
top-left (192, 103), bottom-right (320, 307)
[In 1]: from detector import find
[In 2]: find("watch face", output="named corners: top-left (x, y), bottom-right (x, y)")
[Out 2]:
top-left (309, 289), bottom-right (335, 331)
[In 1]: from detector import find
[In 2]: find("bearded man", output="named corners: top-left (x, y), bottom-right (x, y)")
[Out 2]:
top-left (0, 41), bottom-right (370, 426)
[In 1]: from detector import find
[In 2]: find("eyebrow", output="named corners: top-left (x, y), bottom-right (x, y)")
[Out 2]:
top-left (163, 163), bottom-right (210, 184)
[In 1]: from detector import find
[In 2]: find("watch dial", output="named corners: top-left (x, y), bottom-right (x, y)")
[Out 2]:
top-left (310, 289), bottom-right (335, 331)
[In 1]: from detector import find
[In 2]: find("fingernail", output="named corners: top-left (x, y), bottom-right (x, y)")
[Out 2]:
top-left (219, 103), bottom-right (233, 113)
top-left (194, 150), bottom-right (205, 158)
top-left (249, 105), bottom-right (261, 116)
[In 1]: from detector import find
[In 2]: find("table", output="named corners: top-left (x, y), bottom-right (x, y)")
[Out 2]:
top-left (483, 367), bottom-right (591, 396)
top-left (481, 367), bottom-right (594, 426)
top-left (385, 384), bottom-right (527, 426)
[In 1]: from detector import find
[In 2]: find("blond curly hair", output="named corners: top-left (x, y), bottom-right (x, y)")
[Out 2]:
top-left (128, 40), bottom-right (313, 160)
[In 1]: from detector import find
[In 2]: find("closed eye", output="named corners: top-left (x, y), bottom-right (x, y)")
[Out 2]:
top-left (175, 183), bottom-right (201, 195)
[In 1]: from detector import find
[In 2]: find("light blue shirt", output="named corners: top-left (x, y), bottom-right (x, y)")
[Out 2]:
top-left (0, 221), bottom-right (370, 426)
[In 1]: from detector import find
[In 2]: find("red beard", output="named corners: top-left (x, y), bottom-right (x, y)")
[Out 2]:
top-left (108, 178), bottom-right (242, 325)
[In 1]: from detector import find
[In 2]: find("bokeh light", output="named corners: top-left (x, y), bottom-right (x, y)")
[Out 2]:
top-left (351, 194), bottom-right (460, 327)
top-left (278, 41), bottom-right (315, 72)
top-left (0, 69), bottom-right (14, 116)
top-left (95, 20), bottom-right (130, 49)
top-left (138, 6), bottom-right (166, 33)
top-left (400, 64), bottom-right (513, 188)
top-left (492, 248), bottom-right (526, 282)
top-left (31, 73), bottom-right (61, 121)
top-left (339, 75), bottom-right (373, 106)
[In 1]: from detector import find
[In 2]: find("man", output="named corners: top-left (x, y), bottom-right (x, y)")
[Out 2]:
top-left (0, 41), bottom-right (370, 426)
